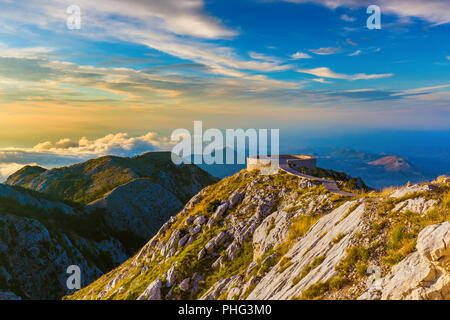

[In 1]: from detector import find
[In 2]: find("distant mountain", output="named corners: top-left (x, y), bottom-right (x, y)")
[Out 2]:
top-left (0, 184), bottom-right (128, 299)
top-left (306, 148), bottom-right (431, 189)
top-left (7, 151), bottom-right (217, 205)
top-left (1, 152), bottom-right (218, 299)
top-left (367, 156), bottom-right (411, 172)
top-left (6, 151), bottom-right (218, 242)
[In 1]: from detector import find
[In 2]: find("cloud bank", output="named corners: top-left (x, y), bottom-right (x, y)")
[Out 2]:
top-left (0, 132), bottom-right (170, 182)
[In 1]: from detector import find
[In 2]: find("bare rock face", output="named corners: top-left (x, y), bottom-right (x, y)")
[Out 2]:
top-left (200, 275), bottom-right (242, 300)
top-left (377, 222), bottom-right (450, 300)
top-left (213, 202), bottom-right (229, 219)
top-left (88, 179), bottom-right (183, 240)
top-left (253, 210), bottom-right (293, 260)
top-left (166, 266), bottom-right (176, 287)
top-left (249, 201), bottom-right (366, 299)
top-left (390, 184), bottom-right (436, 198)
top-left (179, 278), bottom-right (190, 292)
top-left (393, 197), bottom-right (438, 216)
top-left (229, 191), bottom-right (244, 208)
top-left (137, 278), bottom-right (162, 300)
top-left (194, 215), bottom-right (207, 226)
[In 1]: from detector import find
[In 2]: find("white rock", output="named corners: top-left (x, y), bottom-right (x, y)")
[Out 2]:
top-left (227, 287), bottom-right (241, 300)
top-left (229, 192), bottom-right (244, 207)
top-left (137, 278), bottom-right (162, 300)
top-left (185, 215), bottom-right (194, 226)
top-left (380, 222), bottom-right (450, 300)
top-left (393, 197), bottom-right (438, 216)
top-left (179, 278), bottom-right (190, 292)
top-left (205, 239), bottom-right (216, 254)
top-left (198, 248), bottom-right (207, 260)
top-left (214, 231), bottom-right (228, 247)
top-left (166, 266), bottom-right (176, 287)
top-left (390, 184), bottom-right (436, 198)
top-left (213, 202), bottom-right (229, 219)
top-left (194, 215), bottom-right (207, 225)
top-left (190, 225), bottom-right (202, 235)
top-left (178, 235), bottom-right (189, 247)
top-left (225, 241), bottom-right (240, 260)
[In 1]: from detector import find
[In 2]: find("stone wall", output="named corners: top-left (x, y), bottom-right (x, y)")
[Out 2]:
top-left (247, 155), bottom-right (316, 171)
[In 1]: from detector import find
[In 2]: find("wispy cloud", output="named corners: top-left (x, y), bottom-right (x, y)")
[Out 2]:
top-left (348, 50), bottom-right (361, 56)
top-left (296, 67), bottom-right (393, 80)
top-left (310, 47), bottom-right (340, 55)
top-left (0, 0), bottom-right (288, 81)
top-left (391, 84), bottom-right (450, 96)
top-left (312, 78), bottom-right (332, 84)
top-left (341, 14), bottom-right (356, 22)
top-left (0, 132), bottom-right (171, 181)
top-left (283, 0), bottom-right (450, 25)
top-left (290, 52), bottom-right (312, 59)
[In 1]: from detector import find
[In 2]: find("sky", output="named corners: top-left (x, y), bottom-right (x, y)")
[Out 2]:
top-left (0, 0), bottom-right (449, 179)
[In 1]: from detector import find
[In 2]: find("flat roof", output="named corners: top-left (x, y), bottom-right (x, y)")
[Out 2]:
top-left (247, 154), bottom-right (315, 160)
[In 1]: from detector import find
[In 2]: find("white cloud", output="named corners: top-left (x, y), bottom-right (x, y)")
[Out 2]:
top-left (0, 0), bottom-right (290, 81)
top-left (310, 47), bottom-right (340, 55)
top-left (341, 14), bottom-right (356, 22)
top-left (284, 0), bottom-right (450, 25)
top-left (31, 132), bottom-right (169, 155)
top-left (0, 132), bottom-right (173, 182)
top-left (0, 162), bottom-right (39, 182)
top-left (290, 52), bottom-right (312, 59)
top-left (391, 84), bottom-right (450, 96)
top-left (312, 78), bottom-right (332, 84)
top-left (349, 50), bottom-right (361, 56)
top-left (249, 52), bottom-right (281, 63)
top-left (296, 67), bottom-right (393, 80)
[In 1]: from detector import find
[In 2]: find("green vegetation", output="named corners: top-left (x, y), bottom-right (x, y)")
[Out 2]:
top-left (293, 275), bottom-right (346, 300)
top-left (278, 256), bottom-right (293, 273)
top-left (288, 214), bottom-right (320, 241)
top-left (296, 166), bottom-right (370, 193)
top-left (292, 256), bottom-right (325, 285)
top-left (332, 233), bottom-right (346, 244)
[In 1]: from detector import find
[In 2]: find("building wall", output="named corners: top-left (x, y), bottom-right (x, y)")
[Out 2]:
top-left (247, 155), bottom-right (316, 171)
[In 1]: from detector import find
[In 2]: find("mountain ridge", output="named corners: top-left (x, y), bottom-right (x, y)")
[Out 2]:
top-left (1, 151), bottom-right (218, 299)
top-left (66, 169), bottom-right (450, 300)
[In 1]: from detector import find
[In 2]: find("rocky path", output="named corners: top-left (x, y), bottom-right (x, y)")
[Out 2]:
top-left (278, 161), bottom-right (356, 197)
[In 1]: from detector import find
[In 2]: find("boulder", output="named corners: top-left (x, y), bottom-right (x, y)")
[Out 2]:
top-left (205, 239), bottom-right (216, 254)
top-left (185, 215), bottom-right (194, 226)
top-left (166, 266), bottom-right (176, 287)
top-left (214, 231), bottom-right (228, 247)
top-left (190, 225), bottom-right (202, 235)
top-left (213, 202), bottom-right (229, 219)
top-left (198, 248), bottom-right (207, 260)
top-left (225, 241), bottom-right (240, 260)
top-left (179, 278), bottom-right (190, 292)
top-left (378, 222), bottom-right (450, 300)
top-left (178, 235), bottom-right (189, 248)
top-left (194, 215), bottom-right (207, 226)
top-left (229, 192), bottom-right (244, 207)
top-left (137, 278), bottom-right (162, 300)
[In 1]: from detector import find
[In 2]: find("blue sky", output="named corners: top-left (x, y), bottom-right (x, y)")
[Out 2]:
top-left (0, 0), bottom-right (449, 178)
